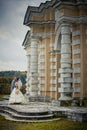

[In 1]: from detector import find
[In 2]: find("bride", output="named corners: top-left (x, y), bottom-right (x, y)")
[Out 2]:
top-left (9, 77), bottom-right (26, 104)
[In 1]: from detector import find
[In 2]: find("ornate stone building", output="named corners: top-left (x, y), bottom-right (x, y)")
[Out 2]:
top-left (23, 0), bottom-right (87, 102)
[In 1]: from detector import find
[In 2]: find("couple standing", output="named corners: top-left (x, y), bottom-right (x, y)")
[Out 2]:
top-left (9, 77), bottom-right (26, 104)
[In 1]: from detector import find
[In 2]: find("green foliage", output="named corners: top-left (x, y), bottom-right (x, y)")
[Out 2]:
top-left (0, 71), bottom-right (27, 84)
top-left (0, 71), bottom-right (27, 94)
top-left (0, 77), bottom-right (11, 94)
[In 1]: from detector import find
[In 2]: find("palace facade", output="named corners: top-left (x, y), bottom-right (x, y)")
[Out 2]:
top-left (23, 0), bottom-right (87, 101)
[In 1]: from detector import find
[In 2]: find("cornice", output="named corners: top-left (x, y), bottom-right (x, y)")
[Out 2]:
top-left (57, 15), bottom-right (87, 24)
top-left (53, 0), bottom-right (87, 9)
top-left (24, 0), bottom-right (87, 27)
top-left (23, 0), bottom-right (56, 26)
top-left (32, 31), bottom-right (55, 39)
top-left (26, 20), bottom-right (55, 26)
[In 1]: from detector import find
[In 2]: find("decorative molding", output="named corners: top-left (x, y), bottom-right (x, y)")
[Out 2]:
top-left (32, 32), bottom-right (55, 39)
top-left (50, 73), bottom-right (57, 77)
top-left (50, 57), bottom-right (56, 62)
top-left (61, 83), bottom-right (71, 88)
top-left (58, 87), bottom-right (73, 93)
top-left (73, 68), bottom-right (80, 73)
top-left (50, 80), bottom-right (56, 84)
top-left (73, 49), bottom-right (80, 55)
top-left (61, 73), bottom-right (71, 78)
top-left (58, 16), bottom-right (87, 24)
top-left (24, 0), bottom-right (56, 25)
top-left (58, 77), bottom-right (73, 83)
top-left (73, 39), bottom-right (80, 45)
top-left (73, 87), bottom-right (80, 93)
top-left (73, 59), bottom-right (80, 64)
top-left (59, 68), bottom-right (73, 73)
top-left (61, 58), bottom-right (71, 63)
top-left (61, 63), bottom-right (71, 68)
top-left (73, 78), bottom-right (80, 83)
top-left (50, 65), bottom-right (56, 69)
top-left (50, 87), bottom-right (57, 92)
top-left (72, 30), bottom-right (80, 36)
top-left (39, 80), bottom-right (45, 84)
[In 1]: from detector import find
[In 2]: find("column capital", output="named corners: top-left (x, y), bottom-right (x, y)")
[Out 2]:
top-left (61, 23), bottom-right (71, 27)
top-left (61, 23), bottom-right (71, 35)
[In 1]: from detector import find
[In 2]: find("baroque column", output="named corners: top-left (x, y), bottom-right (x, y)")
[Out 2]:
top-left (58, 23), bottom-right (73, 101)
top-left (29, 36), bottom-right (39, 96)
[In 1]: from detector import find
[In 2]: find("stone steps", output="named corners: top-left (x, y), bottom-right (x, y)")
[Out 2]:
top-left (0, 106), bottom-right (54, 121)
top-left (28, 96), bottom-right (52, 102)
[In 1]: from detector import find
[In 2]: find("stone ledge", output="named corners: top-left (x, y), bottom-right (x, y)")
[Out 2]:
top-left (59, 68), bottom-right (73, 73)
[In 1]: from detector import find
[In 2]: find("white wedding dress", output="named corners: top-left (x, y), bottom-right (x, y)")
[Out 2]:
top-left (9, 80), bottom-right (26, 104)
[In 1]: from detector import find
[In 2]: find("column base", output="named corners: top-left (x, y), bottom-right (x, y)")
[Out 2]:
top-left (59, 96), bottom-right (72, 101)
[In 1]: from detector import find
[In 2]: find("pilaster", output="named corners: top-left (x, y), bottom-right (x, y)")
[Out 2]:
top-left (29, 37), bottom-right (39, 96)
top-left (26, 53), bottom-right (31, 94)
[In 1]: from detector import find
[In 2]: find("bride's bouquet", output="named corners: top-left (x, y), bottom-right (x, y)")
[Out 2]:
top-left (15, 88), bottom-right (19, 94)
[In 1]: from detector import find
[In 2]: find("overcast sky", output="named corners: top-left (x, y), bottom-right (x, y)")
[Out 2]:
top-left (0, 0), bottom-right (50, 71)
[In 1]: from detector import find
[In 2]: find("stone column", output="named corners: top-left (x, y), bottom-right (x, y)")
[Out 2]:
top-left (58, 23), bottom-right (73, 101)
top-left (29, 37), bottom-right (39, 96)
top-left (26, 53), bottom-right (30, 95)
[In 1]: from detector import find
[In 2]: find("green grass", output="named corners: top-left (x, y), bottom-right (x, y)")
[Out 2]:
top-left (0, 116), bottom-right (87, 130)
top-left (0, 94), bottom-right (5, 99)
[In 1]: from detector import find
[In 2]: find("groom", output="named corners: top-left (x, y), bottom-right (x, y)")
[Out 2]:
top-left (10, 76), bottom-right (17, 93)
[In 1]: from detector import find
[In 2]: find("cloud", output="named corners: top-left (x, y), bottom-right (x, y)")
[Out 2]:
top-left (0, 0), bottom-right (51, 71)
top-left (0, 60), bottom-right (27, 71)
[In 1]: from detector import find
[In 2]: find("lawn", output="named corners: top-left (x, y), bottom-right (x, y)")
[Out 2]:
top-left (0, 116), bottom-right (87, 130)
top-left (0, 94), bottom-right (5, 99)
